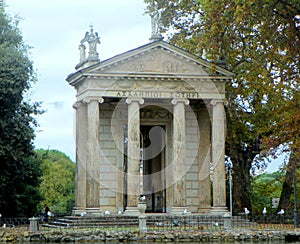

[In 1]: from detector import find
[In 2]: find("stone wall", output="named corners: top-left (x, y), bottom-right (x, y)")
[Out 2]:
top-left (1, 227), bottom-right (296, 242)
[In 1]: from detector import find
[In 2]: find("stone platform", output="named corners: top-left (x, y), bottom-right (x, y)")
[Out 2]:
top-left (43, 213), bottom-right (256, 230)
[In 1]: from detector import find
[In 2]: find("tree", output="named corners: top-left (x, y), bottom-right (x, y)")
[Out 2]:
top-left (36, 149), bottom-right (75, 214)
top-left (0, 9), bottom-right (42, 217)
top-left (144, 0), bottom-right (300, 213)
top-left (261, 90), bottom-right (300, 211)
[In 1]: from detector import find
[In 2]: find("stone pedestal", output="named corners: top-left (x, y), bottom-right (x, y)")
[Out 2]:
top-left (29, 217), bottom-right (39, 232)
top-left (139, 215), bottom-right (147, 232)
top-left (138, 202), bottom-right (147, 232)
top-left (223, 213), bottom-right (232, 230)
top-left (138, 202), bottom-right (147, 214)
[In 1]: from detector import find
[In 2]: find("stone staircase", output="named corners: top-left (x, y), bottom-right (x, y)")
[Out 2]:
top-left (43, 214), bottom-right (257, 230)
top-left (43, 215), bottom-right (138, 229)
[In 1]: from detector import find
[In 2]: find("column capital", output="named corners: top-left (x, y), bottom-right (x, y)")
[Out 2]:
top-left (210, 99), bottom-right (228, 106)
top-left (98, 97), bottom-right (105, 104)
top-left (126, 97), bottom-right (144, 105)
top-left (82, 97), bottom-right (104, 104)
top-left (171, 98), bottom-right (189, 106)
top-left (73, 101), bottom-right (82, 109)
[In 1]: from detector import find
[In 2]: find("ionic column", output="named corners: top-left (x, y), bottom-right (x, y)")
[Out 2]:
top-left (84, 97), bottom-right (103, 212)
top-left (171, 98), bottom-right (189, 213)
top-left (73, 101), bottom-right (87, 214)
top-left (125, 97), bottom-right (144, 214)
top-left (211, 99), bottom-right (226, 210)
top-left (197, 106), bottom-right (212, 213)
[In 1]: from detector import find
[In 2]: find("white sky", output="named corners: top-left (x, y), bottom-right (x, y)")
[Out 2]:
top-left (7, 0), bottom-right (150, 161)
top-left (6, 0), bottom-right (284, 172)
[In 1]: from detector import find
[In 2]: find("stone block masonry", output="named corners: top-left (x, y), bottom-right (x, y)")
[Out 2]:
top-left (1, 227), bottom-right (292, 242)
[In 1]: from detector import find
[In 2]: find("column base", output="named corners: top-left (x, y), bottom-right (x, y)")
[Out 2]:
top-left (170, 207), bottom-right (190, 215)
top-left (210, 206), bottom-right (228, 215)
top-left (197, 207), bottom-right (212, 214)
top-left (72, 207), bottom-right (85, 216)
top-left (124, 206), bottom-right (140, 216)
top-left (72, 207), bottom-right (102, 217)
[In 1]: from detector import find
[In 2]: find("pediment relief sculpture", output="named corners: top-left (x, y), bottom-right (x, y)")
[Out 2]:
top-left (94, 48), bottom-right (210, 75)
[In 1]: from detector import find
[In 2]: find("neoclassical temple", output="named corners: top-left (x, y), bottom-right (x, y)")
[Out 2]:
top-left (66, 24), bottom-right (232, 215)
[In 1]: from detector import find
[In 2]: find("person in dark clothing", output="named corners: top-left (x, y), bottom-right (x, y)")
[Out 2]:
top-left (44, 204), bottom-right (50, 223)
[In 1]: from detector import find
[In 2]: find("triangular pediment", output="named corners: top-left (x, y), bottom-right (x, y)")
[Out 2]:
top-left (73, 41), bottom-right (233, 78)
top-left (95, 46), bottom-right (211, 75)
top-left (66, 41), bottom-right (232, 100)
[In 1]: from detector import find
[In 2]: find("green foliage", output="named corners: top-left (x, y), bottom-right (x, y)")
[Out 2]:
top-left (250, 169), bottom-right (300, 215)
top-left (36, 149), bottom-right (75, 214)
top-left (249, 172), bottom-right (283, 214)
top-left (0, 10), bottom-right (42, 217)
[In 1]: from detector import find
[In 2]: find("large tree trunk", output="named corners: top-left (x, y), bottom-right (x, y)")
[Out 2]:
top-left (277, 170), bottom-right (293, 212)
top-left (225, 107), bottom-right (261, 215)
top-left (231, 150), bottom-right (252, 214)
top-left (277, 152), bottom-right (298, 213)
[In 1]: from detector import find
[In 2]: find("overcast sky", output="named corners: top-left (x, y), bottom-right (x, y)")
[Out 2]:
top-left (7, 0), bottom-right (151, 161)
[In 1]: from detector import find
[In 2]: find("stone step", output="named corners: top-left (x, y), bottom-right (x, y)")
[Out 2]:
top-left (44, 215), bottom-right (139, 228)
top-left (44, 214), bottom-right (257, 229)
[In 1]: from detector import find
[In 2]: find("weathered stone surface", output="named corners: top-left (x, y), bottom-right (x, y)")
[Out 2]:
top-left (1, 227), bottom-right (291, 242)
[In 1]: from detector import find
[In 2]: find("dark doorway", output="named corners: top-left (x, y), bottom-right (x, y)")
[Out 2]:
top-left (141, 125), bottom-right (166, 213)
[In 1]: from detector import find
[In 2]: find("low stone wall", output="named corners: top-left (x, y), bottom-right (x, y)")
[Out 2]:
top-left (1, 227), bottom-right (300, 242)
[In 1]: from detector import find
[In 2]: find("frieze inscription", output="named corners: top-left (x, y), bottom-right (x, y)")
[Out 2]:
top-left (115, 91), bottom-right (203, 99)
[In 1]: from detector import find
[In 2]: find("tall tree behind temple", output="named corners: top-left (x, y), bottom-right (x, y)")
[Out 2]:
top-left (144, 0), bottom-right (300, 213)
top-left (0, 8), bottom-right (42, 217)
top-left (261, 90), bottom-right (300, 211)
top-left (35, 149), bottom-right (75, 214)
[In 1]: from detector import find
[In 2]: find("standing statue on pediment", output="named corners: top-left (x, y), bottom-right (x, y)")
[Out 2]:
top-left (150, 1), bottom-right (160, 35)
top-left (80, 25), bottom-right (101, 62)
top-left (149, 0), bottom-right (163, 41)
top-left (79, 43), bottom-right (86, 63)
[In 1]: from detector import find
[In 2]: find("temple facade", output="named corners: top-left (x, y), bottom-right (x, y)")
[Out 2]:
top-left (66, 36), bottom-right (233, 215)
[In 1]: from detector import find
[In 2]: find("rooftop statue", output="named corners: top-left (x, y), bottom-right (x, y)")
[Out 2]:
top-left (78, 43), bottom-right (86, 64)
top-left (148, 0), bottom-right (163, 41)
top-left (78, 25), bottom-right (100, 65)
